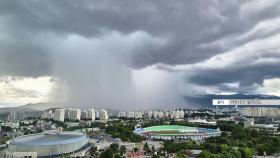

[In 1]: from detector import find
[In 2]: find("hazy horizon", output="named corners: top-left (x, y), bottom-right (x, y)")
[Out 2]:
top-left (1, 0), bottom-right (280, 110)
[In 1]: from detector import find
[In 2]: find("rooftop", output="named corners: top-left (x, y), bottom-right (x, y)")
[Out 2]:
top-left (8, 131), bottom-right (87, 146)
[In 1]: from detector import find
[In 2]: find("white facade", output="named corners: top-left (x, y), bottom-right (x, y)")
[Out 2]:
top-left (54, 109), bottom-right (65, 122)
top-left (244, 118), bottom-right (254, 128)
top-left (134, 112), bottom-right (143, 119)
top-left (88, 109), bottom-right (95, 120)
top-left (41, 110), bottom-right (54, 119)
top-left (163, 112), bottom-right (169, 118)
top-left (81, 111), bottom-right (88, 119)
top-left (118, 112), bottom-right (126, 118)
top-left (148, 111), bottom-right (153, 118)
top-left (240, 107), bottom-right (280, 117)
top-left (188, 119), bottom-right (217, 125)
top-left (127, 112), bottom-right (135, 118)
top-left (170, 110), bottom-right (184, 119)
top-left (153, 111), bottom-right (164, 118)
top-left (67, 109), bottom-right (81, 121)
top-left (99, 109), bottom-right (108, 120)
top-left (7, 112), bottom-right (17, 121)
top-left (95, 110), bottom-right (100, 119)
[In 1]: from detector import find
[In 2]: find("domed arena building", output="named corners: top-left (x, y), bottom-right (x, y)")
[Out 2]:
top-left (134, 125), bottom-right (221, 141)
top-left (5, 131), bottom-right (88, 158)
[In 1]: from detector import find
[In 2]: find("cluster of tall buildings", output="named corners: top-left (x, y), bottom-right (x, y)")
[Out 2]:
top-left (117, 109), bottom-right (185, 119)
top-left (239, 107), bottom-right (280, 117)
top-left (148, 110), bottom-right (185, 119)
top-left (7, 111), bottom-right (42, 121)
top-left (41, 108), bottom-right (108, 122)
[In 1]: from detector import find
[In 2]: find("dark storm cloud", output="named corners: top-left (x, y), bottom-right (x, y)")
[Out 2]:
top-left (0, 0), bottom-right (254, 71)
top-left (188, 62), bottom-right (280, 87)
top-left (0, 42), bottom-right (51, 77)
top-left (2, 0), bottom-right (279, 70)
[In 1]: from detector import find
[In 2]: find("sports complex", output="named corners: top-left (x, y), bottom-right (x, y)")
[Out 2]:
top-left (134, 125), bottom-right (221, 141)
top-left (5, 131), bottom-right (89, 158)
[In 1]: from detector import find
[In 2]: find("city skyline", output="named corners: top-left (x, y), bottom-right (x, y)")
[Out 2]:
top-left (0, 0), bottom-right (280, 110)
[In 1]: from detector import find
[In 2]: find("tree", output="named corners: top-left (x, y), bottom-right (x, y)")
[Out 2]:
top-left (110, 143), bottom-right (119, 153)
top-left (186, 140), bottom-right (195, 149)
top-left (100, 148), bottom-right (113, 158)
top-left (229, 149), bottom-right (241, 158)
top-left (250, 129), bottom-right (260, 138)
top-left (152, 154), bottom-right (160, 158)
top-left (220, 144), bottom-right (229, 152)
top-left (144, 142), bottom-right (150, 152)
top-left (120, 145), bottom-right (126, 156)
top-left (89, 146), bottom-right (97, 156)
top-left (256, 144), bottom-right (266, 156)
top-left (1, 126), bottom-right (12, 131)
top-left (239, 147), bottom-right (253, 158)
top-left (232, 126), bottom-right (246, 139)
top-left (105, 121), bottom-right (143, 142)
top-left (114, 154), bottom-right (121, 158)
top-left (197, 150), bottom-right (211, 158)
top-left (176, 150), bottom-right (186, 158)
top-left (152, 145), bottom-right (156, 152)
top-left (62, 154), bottom-right (71, 158)
top-left (0, 137), bottom-right (11, 144)
top-left (134, 147), bottom-right (139, 153)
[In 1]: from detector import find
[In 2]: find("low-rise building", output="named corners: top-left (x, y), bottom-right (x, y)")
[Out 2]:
top-left (244, 118), bottom-right (279, 135)
top-left (188, 119), bottom-right (217, 125)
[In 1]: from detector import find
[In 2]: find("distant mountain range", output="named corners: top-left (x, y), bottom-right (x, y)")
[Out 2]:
top-left (0, 94), bottom-right (279, 113)
top-left (184, 94), bottom-right (280, 108)
top-left (0, 103), bottom-right (57, 114)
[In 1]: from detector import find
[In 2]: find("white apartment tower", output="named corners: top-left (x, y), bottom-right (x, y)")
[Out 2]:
top-left (41, 110), bottom-right (54, 119)
top-left (99, 109), bottom-right (108, 120)
top-left (88, 109), bottom-right (95, 120)
top-left (67, 108), bottom-right (81, 121)
top-left (134, 112), bottom-right (143, 119)
top-left (118, 112), bottom-right (126, 118)
top-left (81, 111), bottom-right (89, 119)
top-left (95, 110), bottom-right (100, 119)
top-left (54, 109), bottom-right (65, 122)
top-left (127, 112), bottom-right (135, 118)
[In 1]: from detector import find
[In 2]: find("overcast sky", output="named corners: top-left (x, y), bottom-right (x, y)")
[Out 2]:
top-left (0, 0), bottom-right (280, 109)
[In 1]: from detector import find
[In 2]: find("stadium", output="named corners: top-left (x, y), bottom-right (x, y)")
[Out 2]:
top-left (5, 131), bottom-right (89, 158)
top-left (134, 125), bottom-right (221, 141)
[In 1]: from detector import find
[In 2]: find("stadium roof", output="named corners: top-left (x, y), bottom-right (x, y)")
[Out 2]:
top-left (8, 131), bottom-right (87, 146)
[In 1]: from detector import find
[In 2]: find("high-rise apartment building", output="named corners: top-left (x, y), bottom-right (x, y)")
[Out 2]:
top-left (67, 108), bottom-right (81, 121)
top-left (127, 112), bottom-right (135, 118)
top-left (134, 112), bottom-right (143, 119)
top-left (99, 109), bottom-right (108, 120)
top-left (54, 109), bottom-right (65, 122)
top-left (118, 112), bottom-right (126, 118)
top-left (81, 111), bottom-right (88, 120)
top-left (88, 109), bottom-right (95, 120)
